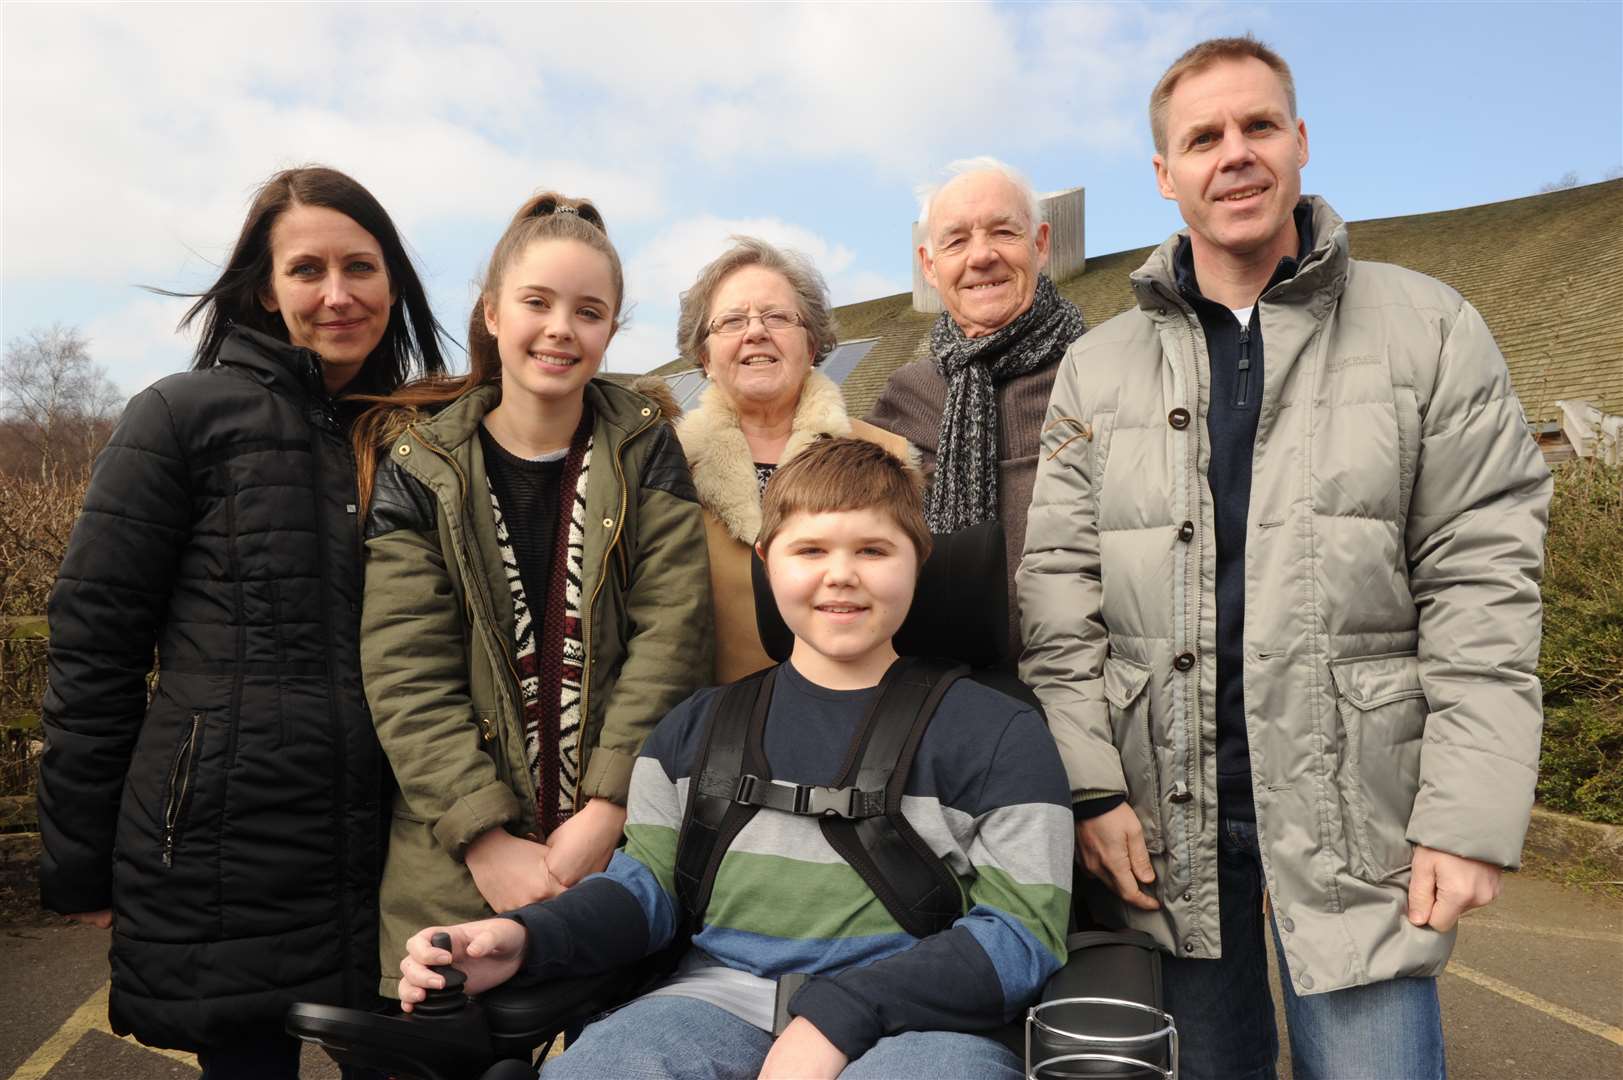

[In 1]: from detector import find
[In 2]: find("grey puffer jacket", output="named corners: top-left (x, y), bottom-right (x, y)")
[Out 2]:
top-left (1018, 197), bottom-right (1551, 995)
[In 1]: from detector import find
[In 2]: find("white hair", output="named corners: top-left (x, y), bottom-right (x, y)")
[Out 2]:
top-left (916, 156), bottom-right (1044, 253)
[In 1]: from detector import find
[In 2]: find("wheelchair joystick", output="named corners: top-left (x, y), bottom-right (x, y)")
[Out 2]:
top-left (414, 932), bottom-right (470, 1018)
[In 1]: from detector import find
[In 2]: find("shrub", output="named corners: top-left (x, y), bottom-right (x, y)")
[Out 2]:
top-left (1535, 458), bottom-right (1623, 822)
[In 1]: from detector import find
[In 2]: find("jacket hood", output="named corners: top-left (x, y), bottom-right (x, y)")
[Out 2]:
top-left (1129, 195), bottom-right (1351, 320)
top-left (675, 369), bottom-right (853, 544)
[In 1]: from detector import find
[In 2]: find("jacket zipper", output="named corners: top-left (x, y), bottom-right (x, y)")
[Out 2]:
top-left (162, 711), bottom-right (205, 867)
top-left (575, 410), bottom-right (658, 813)
top-left (1235, 324), bottom-right (1253, 408)
top-left (306, 404), bottom-right (352, 989)
top-left (413, 433), bottom-right (534, 812)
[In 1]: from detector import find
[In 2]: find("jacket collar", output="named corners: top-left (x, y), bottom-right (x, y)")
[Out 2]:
top-left (217, 325), bottom-right (327, 401)
top-left (1131, 195), bottom-right (1351, 320)
top-left (675, 369), bottom-right (852, 544)
top-left (406, 377), bottom-right (662, 455)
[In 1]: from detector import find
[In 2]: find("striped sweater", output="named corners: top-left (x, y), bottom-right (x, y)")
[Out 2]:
top-left (509, 660), bottom-right (1073, 1058)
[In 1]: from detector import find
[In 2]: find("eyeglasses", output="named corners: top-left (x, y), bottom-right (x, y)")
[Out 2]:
top-left (706, 310), bottom-right (804, 337)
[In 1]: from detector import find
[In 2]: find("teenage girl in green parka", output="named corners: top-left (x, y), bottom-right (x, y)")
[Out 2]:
top-left (351, 193), bottom-right (712, 995)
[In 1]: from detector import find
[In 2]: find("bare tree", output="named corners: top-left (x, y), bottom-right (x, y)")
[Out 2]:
top-left (0, 325), bottom-right (123, 477)
top-left (1538, 170), bottom-right (1581, 193)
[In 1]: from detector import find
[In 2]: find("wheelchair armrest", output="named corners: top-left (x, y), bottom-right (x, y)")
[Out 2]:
top-left (286, 1000), bottom-right (496, 1080)
top-left (482, 965), bottom-right (653, 1057)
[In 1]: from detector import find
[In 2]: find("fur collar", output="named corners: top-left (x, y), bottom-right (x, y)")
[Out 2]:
top-left (675, 369), bottom-right (853, 543)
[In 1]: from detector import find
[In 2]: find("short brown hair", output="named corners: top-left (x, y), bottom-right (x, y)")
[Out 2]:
top-left (1149, 36), bottom-right (1297, 155)
top-left (757, 437), bottom-right (932, 564)
top-left (675, 237), bottom-right (839, 373)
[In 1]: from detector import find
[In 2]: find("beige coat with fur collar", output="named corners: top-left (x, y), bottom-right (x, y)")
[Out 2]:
top-left (676, 370), bottom-right (909, 682)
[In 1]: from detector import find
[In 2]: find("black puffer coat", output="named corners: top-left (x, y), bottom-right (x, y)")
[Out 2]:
top-left (38, 327), bottom-right (384, 1050)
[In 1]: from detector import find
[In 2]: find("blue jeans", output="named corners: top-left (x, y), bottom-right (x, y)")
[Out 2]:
top-left (541, 994), bottom-right (1022, 1079)
top-left (1161, 818), bottom-right (1445, 1080)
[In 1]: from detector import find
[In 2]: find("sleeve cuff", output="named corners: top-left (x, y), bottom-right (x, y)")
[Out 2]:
top-left (1073, 793), bottom-right (1127, 821)
top-left (580, 747), bottom-right (636, 804)
top-left (788, 976), bottom-right (883, 1060)
top-left (431, 782), bottom-right (523, 859)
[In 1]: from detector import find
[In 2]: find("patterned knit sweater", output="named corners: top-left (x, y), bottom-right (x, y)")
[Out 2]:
top-left (508, 661), bottom-right (1073, 1059)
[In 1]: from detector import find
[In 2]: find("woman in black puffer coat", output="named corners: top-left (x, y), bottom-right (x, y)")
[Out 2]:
top-left (37, 166), bottom-right (448, 1077)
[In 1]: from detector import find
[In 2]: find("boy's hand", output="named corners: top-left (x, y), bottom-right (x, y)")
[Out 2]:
top-left (758, 1017), bottom-right (848, 1080)
top-left (1076, 804), bottom-right (1160, 911)
top-left (399, 919), bottom-right (527, 1010)
top-left (544, 798), bottom-right (627, 888)
top-left (1408, 845), bottom-right (1502, 931)
top-left (465, 829), bottom-right (564, 911)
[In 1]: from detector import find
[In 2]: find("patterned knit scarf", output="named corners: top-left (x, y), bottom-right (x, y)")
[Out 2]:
top-left (487, 415), bottom-right (593, 837)
top-left (926, 274), bottom-right (1086, 532)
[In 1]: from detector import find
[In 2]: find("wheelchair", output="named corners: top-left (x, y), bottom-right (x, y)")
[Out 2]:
top-left (287, 522), bottom-right (1179, 1079)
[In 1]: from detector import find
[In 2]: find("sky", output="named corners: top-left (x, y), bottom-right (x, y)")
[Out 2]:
top-left (2, 1), bottom-right (1620, 400)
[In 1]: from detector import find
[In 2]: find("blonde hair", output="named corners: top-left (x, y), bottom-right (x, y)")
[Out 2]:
top-left (757, 438), bottom-right (932, 563)
top-left (1149, 36), bottom-right (1297, 155)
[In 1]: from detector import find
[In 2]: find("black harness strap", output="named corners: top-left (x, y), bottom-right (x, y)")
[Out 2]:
top-left (673, 667), bottom-right (776, 939)
top-left (672, 657), bottom-right (969, 945)
top-left (819, 657), bottom-right (968, 939)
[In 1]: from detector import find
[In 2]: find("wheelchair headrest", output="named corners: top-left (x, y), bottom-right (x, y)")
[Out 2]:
top-left (750, 519), bottom-right (1008, 670)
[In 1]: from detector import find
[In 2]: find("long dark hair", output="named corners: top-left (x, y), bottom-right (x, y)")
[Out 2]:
top-left (350, 190), bottom-right (621, 512)
top-left (174, 165), bottom-right (449, 394)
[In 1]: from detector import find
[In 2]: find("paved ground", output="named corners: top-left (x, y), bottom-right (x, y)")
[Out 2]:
top-left (4, 874), bottom-right (1620, 1079)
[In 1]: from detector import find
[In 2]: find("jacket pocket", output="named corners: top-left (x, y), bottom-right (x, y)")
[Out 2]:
top-left (1103, 655), bottom-right (1163, 853)
top-left (161, 710), bottom-right (206, 868)
top-left (1329, 653), bottom-right (1427, 881)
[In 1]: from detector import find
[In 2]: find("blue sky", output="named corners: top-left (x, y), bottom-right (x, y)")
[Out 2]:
top-left (2, 1), bottom-right (1619, 399)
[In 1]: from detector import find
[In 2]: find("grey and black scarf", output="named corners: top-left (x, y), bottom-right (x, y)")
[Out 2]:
top-left (927, 273), bottom-right (1086, 532)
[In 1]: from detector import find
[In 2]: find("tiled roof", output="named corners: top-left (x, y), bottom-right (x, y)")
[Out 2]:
top-left (647, 180), bottom-right (1623, 425)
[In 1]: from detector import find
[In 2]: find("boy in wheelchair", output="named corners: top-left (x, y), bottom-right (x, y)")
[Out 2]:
top-left (396, 438), bottom-right (1074, 1079)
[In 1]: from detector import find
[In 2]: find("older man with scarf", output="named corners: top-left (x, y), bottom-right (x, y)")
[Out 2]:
top-left (867, 157), bottom-right (1086, 663)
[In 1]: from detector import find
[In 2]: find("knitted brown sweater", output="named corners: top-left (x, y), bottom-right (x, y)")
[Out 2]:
top-left (865, 356), bottom-right (1058, 666)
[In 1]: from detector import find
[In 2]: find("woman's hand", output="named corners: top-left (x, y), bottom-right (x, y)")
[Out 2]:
top-left (543, 798), bottom-right (627, 888)
top-left (758, 1017), bottom-right (848, 1080)
top-left (66, 909), bottom-right (113, 929)
top-left (464, 829), bottom-right (564, 912)
top-left (399, 919), bottom-right (527, 1011)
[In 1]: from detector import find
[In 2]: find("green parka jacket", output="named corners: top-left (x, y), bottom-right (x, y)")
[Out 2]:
top-left (1018, 197), bottom-right (1551, 995)
top-left (361, 379), bottom-right (711, 993)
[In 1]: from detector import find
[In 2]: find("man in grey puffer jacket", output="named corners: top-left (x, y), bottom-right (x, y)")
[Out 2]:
top-left (1017, 35), bottom-right (1550, 1079)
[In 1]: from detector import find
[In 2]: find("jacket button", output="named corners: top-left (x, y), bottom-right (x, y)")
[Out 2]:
top-left (1299, 973), bottom-right (1315, 989)
top-left (1281, 916), bottom-right (1295, 933)
top-left (640, 407), bottom-right (652, 417)
top-left (1183, 942), bottom-right (1195, 954)
top-left (1182, 891), bottom-right (1193, 902)
top-left (1174, 652), bottom-right (1195, 672)
top-left (602, 517), bottom-right (614, 528)
top-left (1168, 408), bottom-right (1191, 430)
top-left (397, 444), bottom-right (411, 456)
top-left (1177, 520), bottom-right (1195, 542)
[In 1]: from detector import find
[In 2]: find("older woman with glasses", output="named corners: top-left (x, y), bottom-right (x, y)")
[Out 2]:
top-left (675, 238), bottom-right (909, 682)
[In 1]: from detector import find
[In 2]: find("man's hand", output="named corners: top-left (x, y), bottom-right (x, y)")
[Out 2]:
top-left (465, 828), bottom-right (564, 912)
top-left (66, 909), bottom-right (112, 929)
top-left (1076, 803), bottom-right (1160, 911)
top-left (758, 1017), bottom-right (848, 1080)
top-left (1408, 845), bottom-right (1502, 932)
top-left (398, 919), bottom-right (527, 1011)
top-left (544, 798), bottom-right (627, 888)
